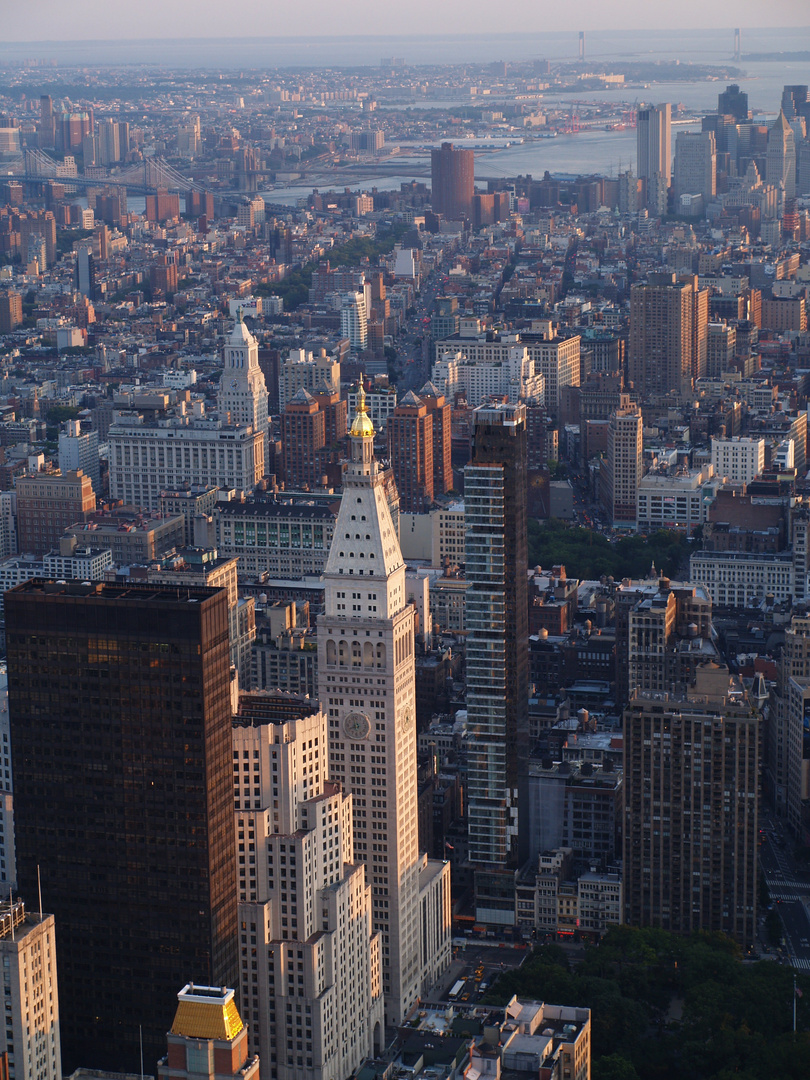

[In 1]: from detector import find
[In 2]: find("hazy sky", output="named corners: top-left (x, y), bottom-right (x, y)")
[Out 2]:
top-left (7, 0), bottom-right (810, 42)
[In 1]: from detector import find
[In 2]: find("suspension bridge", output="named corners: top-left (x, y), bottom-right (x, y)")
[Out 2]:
top-left (7, 149), bottom-right (204, 195)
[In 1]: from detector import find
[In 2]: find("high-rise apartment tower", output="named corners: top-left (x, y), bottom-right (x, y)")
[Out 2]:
top-left (601, 401), bottom-right (643, 531)
top-left (431, 142), bottom-right (474, 221)
top-left (628, 272), bottom-right (708, 395)
top-left (637, 103), bottom-right (672, 186)
top-left (623, 664), bottom-right (758, 948)
top-left (388, 391), bottom-right (434, 512)
top-left (464, 404), bottom-right (529, 919)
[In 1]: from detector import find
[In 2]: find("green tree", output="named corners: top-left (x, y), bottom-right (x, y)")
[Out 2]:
top-left (45, 405), bottom-right (81, 426)
top-left (483, 926), bottom-right (810, 1080)
top-left (594, 1055), bottom-right (640, 1080)
top-left (256, 222), bottom-right (410, 311)
top-left (765, 911), bottom-right (782, 946)
top-left (527, 518), bottom-right (690, 581)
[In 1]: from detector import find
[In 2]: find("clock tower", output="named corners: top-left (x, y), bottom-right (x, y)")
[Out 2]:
top-left (317, 386), bottom-right (424, 1026)
top-left (218, 309), bottom-right (269, 461)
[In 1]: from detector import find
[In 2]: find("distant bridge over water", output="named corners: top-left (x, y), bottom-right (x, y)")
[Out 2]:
top-left (7, 149), bottom-right (203, 195)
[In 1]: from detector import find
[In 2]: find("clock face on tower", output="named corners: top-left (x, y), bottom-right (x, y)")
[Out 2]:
top-left (343, 710), bottom-right (370, 740)
top-left (230, 379), bottom-right (239, 389)
top-left (401, 704), bottom-right (413, 729)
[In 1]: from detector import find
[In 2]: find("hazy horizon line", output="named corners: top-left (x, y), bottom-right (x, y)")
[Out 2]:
top-left (3, 26), bottom-right (807, 47)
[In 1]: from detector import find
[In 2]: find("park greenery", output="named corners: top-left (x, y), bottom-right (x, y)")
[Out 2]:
top-left (44, 404), bottom-right (81, 442)
top-left (527, 518), bottom-right (693, 581)
top-left (55, 228), bottom-right (93, 258)
top-left (256, 221), bottom-right (410, 312)
top-left (483, 926), bottom-right (810, 1080)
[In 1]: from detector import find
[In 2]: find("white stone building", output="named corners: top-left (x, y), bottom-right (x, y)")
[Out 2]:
top-left (689, 549), bottom-right (794, 607)
top-left (0, 901), bottom-right (61, 1080)
top-left (435, 327), bottom-right (579, 412)
top-left (431, 347), bottom-right (544, 407)
top-left (278, 349), bottom-right (341, 414)
top-left (636, 465), bottom-right (719, 533)
top-left (58, 421), bottom-right (100, 495)
top-left (218, 314), bottom-right (269, 459)
top-left (108, 404), bottom-right (264, 510)
top-left (317, 395), bottom-right (452, 1025)
top-left (234, 698), bottom-right (384, 1080)
top-left (346, 383), bottom-right (398, 433)
top-left (711, 436), bottom-right (765, 485)
top-left (214, 500), bottom-right (336, 581)
top-left (340, 291), bottom-right (368, 350)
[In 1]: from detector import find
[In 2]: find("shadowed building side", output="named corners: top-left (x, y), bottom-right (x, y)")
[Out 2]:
top-left (5, 581), bottom-right (238, 1075)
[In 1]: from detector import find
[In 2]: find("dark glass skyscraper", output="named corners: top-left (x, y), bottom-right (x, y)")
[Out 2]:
top-left (5, 581), bottom-right (238, 1075)
top-left (464, 404), bottom-right (529, 921)
top-left (717, 83), bottom-right (749, 122)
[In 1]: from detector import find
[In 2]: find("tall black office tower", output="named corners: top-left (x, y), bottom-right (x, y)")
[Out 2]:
top-left (717, 83), bottom-right (749, 122)
top-left (464, 404), bottom-right (529, 923)
top-left (5, 581), bottom-right (238, 1074)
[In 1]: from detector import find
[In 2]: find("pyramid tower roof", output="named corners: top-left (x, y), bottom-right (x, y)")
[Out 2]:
top-left (289, 386), bottom-right (316, 405)
top-left (770, 109), bottom-right (792, 136)
top-left (419, 380), bottom-right (442, 397)
top-left (399, 390), bottom-right (423, 407)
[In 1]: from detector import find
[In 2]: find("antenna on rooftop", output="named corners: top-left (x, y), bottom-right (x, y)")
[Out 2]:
top-left (8, 885), bottom-right (13, 941)
top-left (37, 864), bottom-right (43, 922)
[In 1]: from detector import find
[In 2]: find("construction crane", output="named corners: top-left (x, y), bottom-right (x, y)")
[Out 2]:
top-left (563, 104), bottom-right (581, 134)
top-left (622, 100), bottom-right (639, 128)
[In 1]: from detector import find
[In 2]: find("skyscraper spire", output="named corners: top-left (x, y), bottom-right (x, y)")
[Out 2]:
top-left (766, 108), bottom-right (796, 200)
top-left (317, 406), bottom-right (451, 1024)
top-left (350, 380), bottom-right (375, 439)
top-left (218, 308), bottom-right (269, 457)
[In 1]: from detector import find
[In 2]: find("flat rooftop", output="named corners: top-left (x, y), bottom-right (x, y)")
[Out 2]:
top-left (235, 690), bottom-right (320, 726)
top-left (217, 500), bottom-right (336, 520)
top-left (9, 580), bottom-right (223, 604)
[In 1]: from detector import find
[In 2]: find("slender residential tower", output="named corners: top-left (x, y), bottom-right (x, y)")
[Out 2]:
top-left (637, 103), bottom-right (672, 186)
top-left (317, 387), bottom-right (450, 1026)
top-left (464, 403), bottom-right (529, 922)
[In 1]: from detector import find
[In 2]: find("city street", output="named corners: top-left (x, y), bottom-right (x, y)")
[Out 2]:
top-left (424, 940), bottom-right (529, 1004)
top-left (760, 812), bottom-right (810, 971)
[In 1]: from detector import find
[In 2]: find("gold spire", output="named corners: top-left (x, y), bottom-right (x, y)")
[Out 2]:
top-left (350, 381), bottom-right (375, 438)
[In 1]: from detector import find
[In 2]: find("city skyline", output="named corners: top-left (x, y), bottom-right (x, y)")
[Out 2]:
top-left (1, 29), bottom-right (810, 1080)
